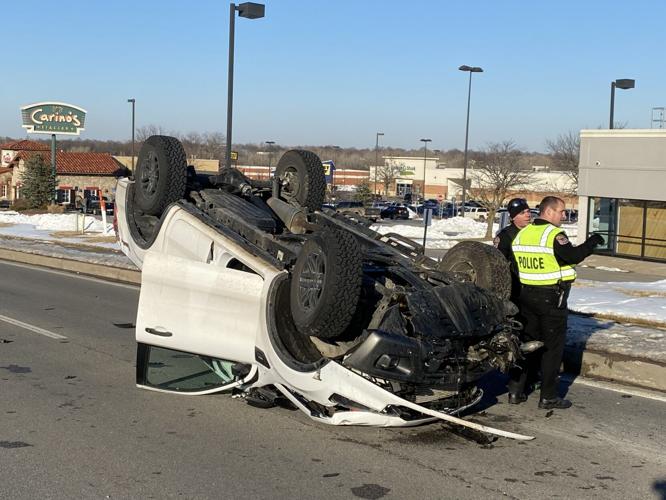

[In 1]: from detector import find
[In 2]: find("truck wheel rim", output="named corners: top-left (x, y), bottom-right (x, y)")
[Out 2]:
top-left (449, 261), bottom-right (477, 282)
top-left (280, 167), bottom-right (301, 200)
top-left (298, 250), bottom-right (325, 312)
top-left (140, 151), bottom-right (160, 197)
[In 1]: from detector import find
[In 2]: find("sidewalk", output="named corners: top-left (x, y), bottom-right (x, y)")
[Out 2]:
top-left (1, 231), bottom-right (665, 393)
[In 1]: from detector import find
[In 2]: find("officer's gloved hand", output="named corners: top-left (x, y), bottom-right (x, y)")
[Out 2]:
top-left (587, 233), bottom-right (605, 247)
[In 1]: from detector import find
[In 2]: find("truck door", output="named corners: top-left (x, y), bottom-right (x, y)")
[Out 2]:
top-left (134, 215), bottom-right (271, 394)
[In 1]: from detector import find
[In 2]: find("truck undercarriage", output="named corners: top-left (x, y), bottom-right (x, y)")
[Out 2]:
top-left (119, 135), bottom-right (537, 440)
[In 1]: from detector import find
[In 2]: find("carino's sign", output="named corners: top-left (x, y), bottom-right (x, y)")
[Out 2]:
top-left (21, 102), bottom-right (87, 135)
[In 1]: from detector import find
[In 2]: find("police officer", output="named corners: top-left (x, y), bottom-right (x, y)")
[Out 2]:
top-left (509, 196), bottom-right (604, 409)
top-left (494, 197), bottom-right (532, 304)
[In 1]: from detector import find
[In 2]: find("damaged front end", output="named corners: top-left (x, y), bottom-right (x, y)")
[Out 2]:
top-left (333, 278), bottom-right (524, 413)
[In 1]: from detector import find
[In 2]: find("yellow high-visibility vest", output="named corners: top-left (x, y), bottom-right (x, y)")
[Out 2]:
top-left (511, 223), bottom-right (576, 285)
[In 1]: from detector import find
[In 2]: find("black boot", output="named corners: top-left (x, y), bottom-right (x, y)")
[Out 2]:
top-left (508, 393), bottom-right (528, 405)
top-left (538, 397), bottom-right (572, 409)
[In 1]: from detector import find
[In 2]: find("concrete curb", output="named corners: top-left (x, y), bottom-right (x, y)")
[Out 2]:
top-left (0, 247), bottom-right (141, 285)
top-left (563, 347), bottom-right (666, 393)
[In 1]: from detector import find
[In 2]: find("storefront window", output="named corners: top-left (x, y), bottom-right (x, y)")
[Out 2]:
top-left (617, 199), bottom-right (645, 258)
top-left (644, 201), bottom-right (666, 260)
top-left (396, 183), bottom-right (412, 197)
top-left (588, 197), bottom-right (615, 252)
top-left (589, 197), bottom-right (666, 262)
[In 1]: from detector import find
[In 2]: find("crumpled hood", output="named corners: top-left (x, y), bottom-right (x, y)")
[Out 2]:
top-left (406, 282), bottom-right (507, 340)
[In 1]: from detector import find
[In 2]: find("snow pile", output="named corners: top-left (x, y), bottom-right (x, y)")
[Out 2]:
top-left (0, 211), bottom-right (111, 233)
top-left (569, 279), bottom-right (666, 326)
top-left (371, 217), bottom-right (496, 249)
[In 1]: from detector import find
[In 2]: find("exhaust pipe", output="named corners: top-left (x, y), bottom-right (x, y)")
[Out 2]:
top-left (520, 341), bottom-right (544, 353)
top-left (267, 197), bottom-right (309, 234)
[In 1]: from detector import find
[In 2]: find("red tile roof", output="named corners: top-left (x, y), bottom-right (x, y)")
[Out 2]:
top-left (11, 151), bottom-right (127, 176)
top-left (0, 139), bottom-right (50, 151)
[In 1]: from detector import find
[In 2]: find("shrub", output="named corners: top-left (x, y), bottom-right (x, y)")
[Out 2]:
top-left (11, 198), bottom-right (31, 211)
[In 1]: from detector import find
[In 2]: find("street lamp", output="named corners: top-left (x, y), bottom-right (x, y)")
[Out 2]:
top-left (459, 64), bottom-right (483, 217)
top-left (332, 145), bottom-right (341, 189)
top-left (420, 138), bottom-right (431, 201)
top-left (127, 98), bottom-right (135, 171)
top-left (225, 2), bottom-right (265, 172)
top-left (609, 78), bottom-right (635, 129)
top-left (265, 140), bottom-right (275, 179)
top-left (374, 132), bottom-right (384, 195)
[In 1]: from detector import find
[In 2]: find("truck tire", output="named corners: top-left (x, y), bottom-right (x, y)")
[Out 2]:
top-left (290, 228), bottom-right (362, 340)
top-left (437, 241), bottom-right (511, 300)
top-left (134, 135), bottom-right (187, 216)
top-left (276, 150), bottom-right (325, 212)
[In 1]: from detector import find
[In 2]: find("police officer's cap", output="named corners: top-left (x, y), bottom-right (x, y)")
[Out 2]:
top-left (508, 198), bottom-right (530, 218)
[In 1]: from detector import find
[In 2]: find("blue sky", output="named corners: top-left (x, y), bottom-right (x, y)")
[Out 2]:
top-left (3, 0), bottom-right (665, 152)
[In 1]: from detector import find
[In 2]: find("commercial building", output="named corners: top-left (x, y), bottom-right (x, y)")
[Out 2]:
top-left (1, 140), bottom-right (127, 205)
top-left (577, 129), bottom-right (666, 262)
top-left (370, 156), bottom-right (575, 206)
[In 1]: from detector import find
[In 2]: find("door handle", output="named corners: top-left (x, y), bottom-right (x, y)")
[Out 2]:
top-left (145, 327), bottom-right (173, 337)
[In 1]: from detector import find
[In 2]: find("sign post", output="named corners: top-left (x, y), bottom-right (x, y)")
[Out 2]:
top-left (423, 208), bottom-right (433, 251)
top-left (20, 102), bottom-right (87, 204)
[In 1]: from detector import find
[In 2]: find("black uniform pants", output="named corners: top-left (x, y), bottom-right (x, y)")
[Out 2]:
top-left (508, 285), bottom-right (569, 400)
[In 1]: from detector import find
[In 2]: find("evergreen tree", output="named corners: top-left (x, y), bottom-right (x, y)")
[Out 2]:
top-left (20, 154), bottom-right (56, 208)
top-left (354, 180), bottom-right (373, 203)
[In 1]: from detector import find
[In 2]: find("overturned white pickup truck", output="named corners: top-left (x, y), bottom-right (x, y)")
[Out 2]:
top-left (116, 135), bottom-right (535, 440)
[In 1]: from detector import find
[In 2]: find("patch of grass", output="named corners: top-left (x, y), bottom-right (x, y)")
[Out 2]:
top-left (0, 222), bottom-right (15, 228)
top-left (572, 311), bottom-right (666, 329)
top-left (49, 231), bottom-right (116, 244)
top-left (612, 289), bottom-right (666, 299)
top-left (83, 235), bottom-right (117, 243)
top-left (49, 231), bottom-right (81, 237)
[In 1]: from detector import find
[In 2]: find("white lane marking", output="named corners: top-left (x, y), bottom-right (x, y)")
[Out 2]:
top-left (0, 259), bottom-right (139, 290)
top-left (0, 314), bottom-right (68, 340)
top-left (562, 374), bottom-right (666, 403)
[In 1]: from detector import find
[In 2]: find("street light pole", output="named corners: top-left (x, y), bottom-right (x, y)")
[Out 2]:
top-left (374, 132), bottom-right (384, 196)
top-left (224, 2), bottom-right (265, 172)
top-left (265, 140), bottom-right (275, 179)
top-left (609, 78), bottom-right (635, 129)
top-left (127, 98), bottom-right (135, 171)
top-left (332, 145), bottom-right (341, 189)
top-left (420, 138), bottom-right (431, 201)
top-left (459, 64), bottom-right (483, 217)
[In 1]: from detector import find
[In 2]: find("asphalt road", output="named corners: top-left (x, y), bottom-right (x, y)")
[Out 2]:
top-left (1, 260), bottom-right (665, 499)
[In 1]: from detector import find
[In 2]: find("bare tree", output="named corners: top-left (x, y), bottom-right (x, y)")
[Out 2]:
top-left (470, 141), bottom-right (536, 238)
top-left (136, 125), bottom-right (166, 142)
top-left (546, 131), bottom-right (580, 192)
top-left (376, 161), bottom-right (413, 197)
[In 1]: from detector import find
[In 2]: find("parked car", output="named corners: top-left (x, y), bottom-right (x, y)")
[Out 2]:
top-left (563, 209), bottom-right (578, 223)
top-left (86, 196), bottom-right (115, 216)
top-left (115, 135), bottom-right (535, 440)
top-left (464, 206), bottom-right (490, 222)
top-left (334, 200), bottom-right (381, 222)
top-left (380, 205), bottom-right (409, 220)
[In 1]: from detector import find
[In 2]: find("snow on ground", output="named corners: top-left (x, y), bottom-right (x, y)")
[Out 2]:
top-left (567, 314), bottom-right (666, 364)
top-left (0, 211), bottom-right (116, 249)
top-left (371, 217), bottom-right (497, 249)
top-left (570, 279), bottom-right (666, 326)
top-left (371, 216), bottom-right (578, 250)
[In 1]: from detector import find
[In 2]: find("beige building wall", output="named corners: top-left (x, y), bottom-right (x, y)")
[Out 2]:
top-left (114, 156), bottom-right (220, 174)
top-left (577, 129), bottom-right (666, 259)
top-left (578, 129), bottom-right (666, 201)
